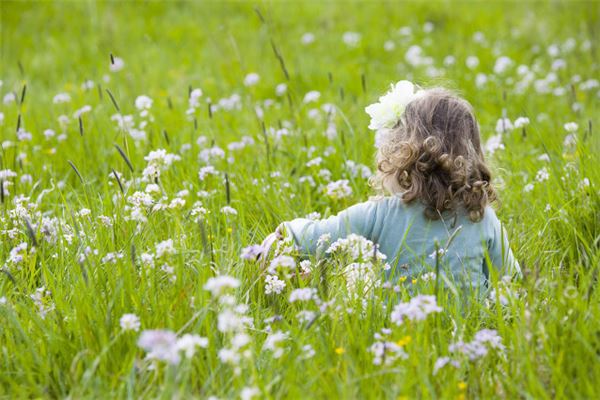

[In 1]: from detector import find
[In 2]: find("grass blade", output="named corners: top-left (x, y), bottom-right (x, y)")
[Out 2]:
top-left (114, 144), bottom-right (134, 172)
top-left (68, 160), bottom-right (84, 183)
top-left (105, 89), bottom-right (120, 112)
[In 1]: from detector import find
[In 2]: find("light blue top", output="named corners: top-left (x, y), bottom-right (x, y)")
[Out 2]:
top-left (280, 195), bottom-right (521, 288)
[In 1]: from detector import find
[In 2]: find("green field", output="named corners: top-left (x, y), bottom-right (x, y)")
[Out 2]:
top-left (1, 1), bottom-right (599, 398)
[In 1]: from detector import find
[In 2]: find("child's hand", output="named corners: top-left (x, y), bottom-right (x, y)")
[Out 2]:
top-left (258, 224), bottom-right (285, 269)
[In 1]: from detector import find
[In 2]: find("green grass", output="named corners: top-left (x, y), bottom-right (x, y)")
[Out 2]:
top-left (1, 1), bottom-right (599, 398)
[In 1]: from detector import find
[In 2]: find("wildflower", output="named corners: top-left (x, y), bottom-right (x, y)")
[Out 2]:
top-left (433, 356), bottom-right (459, 375)
top-left (289, 288), bottom-right (317, 302)
top-left (299, 260), bottom-right (312, 274)
top-left (176, 334), bottom-right (208, 358)
top-left (263, 330), bottom-right (288, 358)
top-left (390, 295), bottom-right (442, 325)
top-left (535, 167), bottom-right (549, 182)
top-left (244, 73), bottom-right (260, 87)
top-left (303, 90), bottom-right (321, 104)
top-left (473, 329), bottom-right (505, 350)
top-left (306, 157), bottom-right (323, 167)
top-left (199, 146), bottom-right (226, 163)
top-left (335, 347), bottom-right (345, 355)
top-left (154, 239), bottom-right (174, 258)
top-left (137, 329), bottom-right (180, 365)
top-left (325, 179), bottom-right (352, 200)
top-left (365, 80), bottom-right (424, 130)
top-left (204, 276), bottom-right (240, 298)
top-left (274, 83), bottom-right (288, 98)
top-left (563, 133), bottom-right (577, 148)
top-left (240, 387), bottom-right (260, 400)
top-left (384, 40), bottom-right (395, 51)
top-left (396, 336), bottom-right (412, 346)
top-left (437, 54), bottom-right (453, 67)
top-left (268, 255), bottom-right (296, 272)
top-left (101, 252), bottom-right (124, 264)
top-left (302, 344), bottom-right (316, 359)
top-left (537, 153), bottom-right (550, 162)
top-left (523, 183), bottom-right (534, 193)
top-left (475, 73), bottom-right (488, 88)
top-left (495, 117), bottom-right (513, 134)
top-left (52, 92), bottom-right (71, 104)
top-left (448, 329), bottom-right (504, 361)
top-left (514, 117), bottom-right (530, 128)
top-left (110, 56), bottom-right (125, 72)
top-left (493, 56), bottom-right (513, 74)
top-left (420, 272), bottom-right (437, 282)
top-left (265, 275), bottom-right (286, 295)
top-left (465, 56), bottom-right (479, 69)
top-left (198, 165), bottom-right (219, 180)
top-left (342, 31), bottom-right (361, 47)
top-left (428, 248), bottom-right (447, 260)
top-left (370, 340), bottom-right (408, 366)
top-left (564, 122), bottom-right (578, 132)
top-left (30, 287), bottom-right (55, 319)
top-left (17, 128), bottom-right (32, 141)
top-left (301, 32), bottom-right (315, 45)
top-left (241, 244), bottom-right (264, 261)
top-left (3, 92), bottom-right (16, 104)
top-left (326, 234), bottom-right (386, 261)
top-left (221, 206), bottom-right (238, 215)
top-left (120, 313), bottom-right (141, 332)
top-left (135, 95), bottom-right (153, 110)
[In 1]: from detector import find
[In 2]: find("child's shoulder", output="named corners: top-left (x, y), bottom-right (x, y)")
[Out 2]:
top-left (364, 194), bottom-right (423, 215)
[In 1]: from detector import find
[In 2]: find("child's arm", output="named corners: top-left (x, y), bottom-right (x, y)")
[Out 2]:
top-left (487, 214), bottom-right (522, 279)
top-left (277, 200), bottom-right (380, 258)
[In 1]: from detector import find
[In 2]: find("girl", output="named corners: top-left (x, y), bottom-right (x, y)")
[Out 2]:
top-left (262, 81), bottom-right (520, 288)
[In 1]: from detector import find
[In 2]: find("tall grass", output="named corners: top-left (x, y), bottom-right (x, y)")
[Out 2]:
top-left (0, 1), bottom-right (598, 398)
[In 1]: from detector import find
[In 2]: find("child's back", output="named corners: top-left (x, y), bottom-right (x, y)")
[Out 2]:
top-left (281, 195), bottom-right (520, 287)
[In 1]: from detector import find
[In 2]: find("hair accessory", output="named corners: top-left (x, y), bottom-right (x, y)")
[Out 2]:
top-left (365, 80), bottom-right (424, 131)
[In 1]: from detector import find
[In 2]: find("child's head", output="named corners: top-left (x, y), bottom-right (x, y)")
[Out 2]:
top-left (371, 87), bottom-right (496, 222)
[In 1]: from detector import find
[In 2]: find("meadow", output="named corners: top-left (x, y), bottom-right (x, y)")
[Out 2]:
top-left (1, 1), bottom-right (599, 398)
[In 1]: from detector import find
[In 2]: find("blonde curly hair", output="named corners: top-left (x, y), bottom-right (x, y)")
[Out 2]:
top-left (369, 87), bottom-right (496, 222)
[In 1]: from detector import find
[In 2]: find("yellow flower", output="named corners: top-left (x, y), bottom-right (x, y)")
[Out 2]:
top-left (227, 227), bottom-right (233, 233)
top-left (399, 276), bottom-right (407, 282)
top-left (411, 278), bottom-right (417, 285)
top-left (335, 347), bottom-right (345, 355)
top-left (458, 381), bottom-right (467, 390)
top-left (396, 336), bottom-right (411, 347)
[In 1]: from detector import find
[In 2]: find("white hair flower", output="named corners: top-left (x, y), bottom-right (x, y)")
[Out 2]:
top-left (364, 80), bottom-right (424, 131)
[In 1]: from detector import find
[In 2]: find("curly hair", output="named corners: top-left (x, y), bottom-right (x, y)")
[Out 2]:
top-left (369, 87), bottom-right (496, 222)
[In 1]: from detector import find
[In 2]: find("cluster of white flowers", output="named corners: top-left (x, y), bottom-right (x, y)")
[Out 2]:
top-left (324, 179), bottom-right (352, 200)
top-left (369, 328), bottom-right (409, 366)
top-left (345, 160), bottom-right (372, 179)
top-left (244, 73), bottom-right (260, 87)
top-left (203, 275), bottom-right (255, 375)
top-left (142, 149), bottom-right (181, 182)
top-left (365, 80), bottom-right (424, 131)
top-left (342, 31), bottom-right (361, 47)
top-left (264, 274), bottom-right (286, 295)
top-left (326, 234), bottom-right (387, 262)
top-left (390, 295), bottom-right (442, 325)
top-left (30, 287), bottom-right (55, 319)
top-left (262, 330), bottom-right (288, 358)
top-left (137, 329), bottom-right (208, 365)
top-left (5, 242), bottom-right (28, 269)
top-left (120, 313), bottom-right (141, 332)
top-left (447, 329), bottom-right (505, 361)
